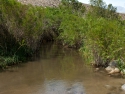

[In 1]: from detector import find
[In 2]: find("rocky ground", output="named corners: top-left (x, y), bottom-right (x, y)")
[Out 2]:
top-left (17, 0), bottom-right (60, 7)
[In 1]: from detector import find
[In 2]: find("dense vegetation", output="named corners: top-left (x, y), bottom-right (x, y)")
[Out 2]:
top-left (0, 0), bottom-right (125, 71)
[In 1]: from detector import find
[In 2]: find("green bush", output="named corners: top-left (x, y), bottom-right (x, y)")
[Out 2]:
top-left (117, 59), bottom-right (125, 72)
top-left (89, 0), bottom-right (118, 20)
top-left (61, 0), bottom-right (85, 16)
top-left (81, 17), bottom-right (125, 65)
top-left (0, 55), bottom-right (18, 68)
top-left (58, 14), bottom-right (86, 48)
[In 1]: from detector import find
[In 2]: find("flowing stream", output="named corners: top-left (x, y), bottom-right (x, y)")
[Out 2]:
top-left (0, 43), bottom-right (125, 94)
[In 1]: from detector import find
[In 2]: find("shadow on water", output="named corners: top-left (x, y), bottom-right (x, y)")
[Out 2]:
top-left (0, 43), bottom-right (125, 94)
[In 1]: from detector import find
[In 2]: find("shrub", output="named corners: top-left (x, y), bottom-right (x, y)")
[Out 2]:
top-left (58, 14), bottom-right (86, 48)
top-left (89, 0), bottom-right (119, 20)
top-left (81, 17), bottom-right (125, 66)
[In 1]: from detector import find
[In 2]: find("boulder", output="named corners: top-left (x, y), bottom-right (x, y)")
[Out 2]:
top-left (105, 65), bottom-right (120, 74)
top-left (114, 68), bottom-right (120, 73)
top-left (109, 60), bottom-right (118, 68)
top-left (108, 68), bottom-right (120, 74)
top-left (105, 60), bottom-right (121, 74)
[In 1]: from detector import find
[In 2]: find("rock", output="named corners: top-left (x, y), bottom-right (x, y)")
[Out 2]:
top-left (105, 85), bottom-right (116, 91)
top-left (109, 60), bottom-right (118, 68)
top-left (121, 84), bottom-right (125, 91)
top-left (105, 66), bottom-right (114, 72)
top-left (114, 68), bottom-right (120, 73)
top-left (106, 67), bottom-right (120, 74)
top-left (108, 69), bottom-right (115, 74)
top-left (108, 68), bottom-right (120, 74)
top-left (105, 85), bottom-right (112, 89)
top-left (120, 69), bottom-right (125, 75)
top-left (67, 83), bottom-right (85, 94)
top-left (95, 68), bottom-right (99, 71)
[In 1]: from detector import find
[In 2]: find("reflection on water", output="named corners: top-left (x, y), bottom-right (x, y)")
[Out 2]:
top-left (0, 43), bottom-right (124, 94)
top-left (43, 80), bottom-right (85, 94)
top-left (44, 80), bottom-right (68, 94)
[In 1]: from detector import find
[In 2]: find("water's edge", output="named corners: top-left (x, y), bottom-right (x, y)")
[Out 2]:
top-left (0, 43), bottom-right (124, 94)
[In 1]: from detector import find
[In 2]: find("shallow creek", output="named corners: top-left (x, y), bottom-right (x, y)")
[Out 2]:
top-left (0, 43), bottom-right (124, 94)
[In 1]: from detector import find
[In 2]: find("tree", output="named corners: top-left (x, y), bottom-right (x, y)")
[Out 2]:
top-left (89, 0), bottom-right (118, 19)
top-left (61, 0), bottom-right (86, 16)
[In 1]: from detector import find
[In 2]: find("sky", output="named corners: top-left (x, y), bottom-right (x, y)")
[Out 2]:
top-left (78, 0), bottom-right (125, 13)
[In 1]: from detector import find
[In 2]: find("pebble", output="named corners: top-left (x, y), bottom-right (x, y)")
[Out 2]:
top-left (105, 85), bottom-right (116, 90)
top-left (95, 68), bottom-right (99, 71)
top-left (121, 84), bottom-right (125, 91)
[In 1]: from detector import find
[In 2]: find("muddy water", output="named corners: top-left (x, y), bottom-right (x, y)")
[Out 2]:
top-left (0, 43), bottom-right (125, 94)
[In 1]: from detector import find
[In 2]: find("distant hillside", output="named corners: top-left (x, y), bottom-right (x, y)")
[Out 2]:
top-left (17, 0), bottom-right (60, 7)
top-left (17, 0), bottom-right (125, 20)
top-left (83, 3), bottom-right (125, 20)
